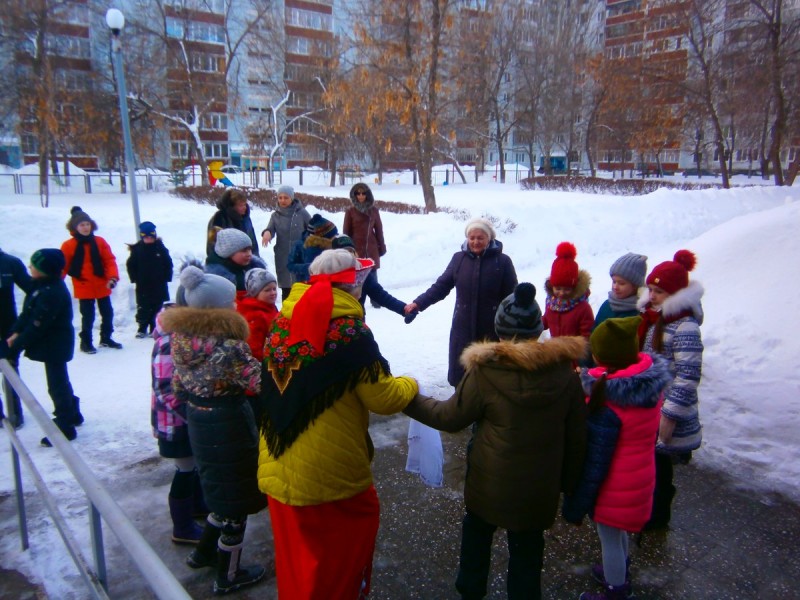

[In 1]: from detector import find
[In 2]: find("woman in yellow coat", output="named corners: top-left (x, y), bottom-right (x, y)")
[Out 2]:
top-left (258, 249), bottom-right (418, 599)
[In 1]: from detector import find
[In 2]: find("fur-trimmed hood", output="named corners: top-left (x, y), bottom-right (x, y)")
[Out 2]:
top-left (160, 306), bottom-right (249, 340)
top-left (461, 336), bottom-right (586, 372)
top-left (638, 280), bottom-right (704, 325)
top-left (349, 185), bottom-right (375, 212)
top-left (581, 353), bottom-right (671, 409)
top-left (303, 234), bottom-right (334, 251)
top-left (545, 269), bottom-right (592, 300)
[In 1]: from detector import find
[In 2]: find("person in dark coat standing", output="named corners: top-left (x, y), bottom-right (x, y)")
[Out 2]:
top-left (404, 218), bottom-right (518, 387)
top-left (161, 266), bottom-right (266, 595)
top-left (286, 214), bottom-right (338, 284)
top-left (404, 283), bottom-right (587, 600)
top-left (260, 185), bottom-right (311, 301)
top-left (0, 248), bottom-right (32, 428)
top-left (126, 221), bottom-right (173, 338)
top-left (206, 188), bottom-right (260, 258)
top-left (5, 249), bottom-right (83, 446)
top-left (344, 183), bottom-right (385, 308)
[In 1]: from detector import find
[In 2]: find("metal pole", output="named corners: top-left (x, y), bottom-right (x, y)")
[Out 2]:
top-left (110, 35), bottom-right (141, 239)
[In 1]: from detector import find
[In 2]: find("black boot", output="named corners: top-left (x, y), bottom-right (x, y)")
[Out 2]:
top-left (99, 337), bottom-right (123, 349)
top-left (213, 541), bottom-right (265, 595)
top-left (169, 496), bottom-right (203, 544)
top-left (187, 517), bottom-right (221, 569)
top-left (73, 396), bottom-right (84, 426)
top-left (79, 332), bottom-right (97, 354)
top-left (41, 419), bottom-right (77, 447)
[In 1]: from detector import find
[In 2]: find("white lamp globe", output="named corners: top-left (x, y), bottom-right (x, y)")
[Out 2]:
top-left (106, 9), bottom-right (125, 32)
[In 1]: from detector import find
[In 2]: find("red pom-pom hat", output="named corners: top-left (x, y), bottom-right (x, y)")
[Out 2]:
top-left (646, 250), bottom-right (697, 295)
top-left (550, 241), bottom-right (580, 288)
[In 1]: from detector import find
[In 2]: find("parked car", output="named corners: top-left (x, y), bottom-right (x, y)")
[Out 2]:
top-left (220, 165), bottom-right (242, 174)
top-left (681, 168), bottom-right (717, 177)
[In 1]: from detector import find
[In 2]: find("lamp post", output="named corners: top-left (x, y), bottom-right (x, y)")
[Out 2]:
top-left (106, 8), bottom-right (141, 238)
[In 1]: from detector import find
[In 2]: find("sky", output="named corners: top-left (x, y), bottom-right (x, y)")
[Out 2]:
top-left (0, 167), bottom-right (798, 597)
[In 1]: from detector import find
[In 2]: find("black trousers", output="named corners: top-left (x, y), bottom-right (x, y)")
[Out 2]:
top-left (456, 510), bottom-right (544, 600)
top-left (1, 355), bottom-right (23, 424)
top-left (44, 361), bottom-right (77, 434)
top-left (79, 296), bottom-right (113, 341)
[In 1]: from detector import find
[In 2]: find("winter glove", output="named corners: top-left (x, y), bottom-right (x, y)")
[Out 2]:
top-left (404, 310), bottom-right (418, 324)
top-left (107, 278), bottom-right (118, 289)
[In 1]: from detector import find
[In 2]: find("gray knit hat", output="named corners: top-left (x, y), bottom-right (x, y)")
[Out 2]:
top-left (215, 228), bottom-right (253, 258)
top-left (609, 253), bottom-right (648, 288)
top-left (277, 184), bottom-right (294, 198)
top-left (494, 283), bottom-right (543, 339)
top-left (245, 268), bottom-right (277, 297)
top-left (180, 266), bottom-right (236, 309)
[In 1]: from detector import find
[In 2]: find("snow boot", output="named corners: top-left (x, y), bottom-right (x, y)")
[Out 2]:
top-left (187, 517), bottom-right (221, 569)
top-left (41, 420), bottom-right (77, 447)
top-left (99, 337), bottom-right (123, 349)
top-left (169, 496), bottom-right (203, 544)
top-left (213, 540), bottom-right (265, 595)
top-left (591, 558), bottom-right (630, 586)
top-left (579, 582), bottom-right (634, 600)
top-left (80, 340), bottom-right (97, 354)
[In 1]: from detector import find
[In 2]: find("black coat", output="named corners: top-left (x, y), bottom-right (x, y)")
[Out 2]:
top-left (126, 239), bottom-right (173, 304)
top-left (0, 250), bottom-right (33, 337)
top-left (414, 240), bottom-right (517, 386)
top-left (11, 276), bottom-right (74, 363)
top-left (206, 201), bottom-right (260, 257)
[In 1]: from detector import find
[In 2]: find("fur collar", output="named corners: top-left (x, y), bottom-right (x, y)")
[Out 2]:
top-left (461, 336), bottom-right (586, 371)
top-left (160, 306), bottom-right (249, 341)
top-left (581, 354), bottom-right (672, 408)
top-left (637, 280), bottom-right (704, 325)
top-left (304, 234), bottom-right (334, 250)
top-left (545, 269), bottom-right (592, 300)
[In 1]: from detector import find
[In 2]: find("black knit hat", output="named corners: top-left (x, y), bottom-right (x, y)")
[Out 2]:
top-left (66, 206), bottom-right (96, 233)
top-left (31, 248), bottom-right (66, 278)
top-left (494, 283), bottom-right (544, 339)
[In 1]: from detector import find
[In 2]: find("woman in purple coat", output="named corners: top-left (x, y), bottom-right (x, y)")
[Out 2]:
top-left (405, 218), bottom-right (517, 387)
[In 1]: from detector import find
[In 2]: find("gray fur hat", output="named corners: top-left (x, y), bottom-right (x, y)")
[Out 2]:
top-left (245, 268), bottom-right (277, 297)
top-left (277, 184), bottom-right (295, 198)
top-left (494, 283), bottom-right (543, 339)
top-left (464, 218), bottom-right (496, 241)
top-left (180, 266), bottom-right (235, 309)
top-left (609, 252), bottom-right (648, 288)
top-left (215, 228), bottom-right (253, 258)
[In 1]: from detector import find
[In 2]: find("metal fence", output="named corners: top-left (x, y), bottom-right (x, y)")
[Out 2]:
top-left (0, 173), bottom-right (174, 195)
top-left (0, 359), bottom-right (191, 600)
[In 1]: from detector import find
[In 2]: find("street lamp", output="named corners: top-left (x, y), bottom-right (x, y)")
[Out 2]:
top-left (106, 8), bottom-right (141, 238)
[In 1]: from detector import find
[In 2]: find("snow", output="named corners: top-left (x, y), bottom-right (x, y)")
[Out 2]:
top-left (0, 173), bottom-right (798, 597)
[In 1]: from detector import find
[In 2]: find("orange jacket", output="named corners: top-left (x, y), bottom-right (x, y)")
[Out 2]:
top-left (61, 235), bottom-right (119, 300)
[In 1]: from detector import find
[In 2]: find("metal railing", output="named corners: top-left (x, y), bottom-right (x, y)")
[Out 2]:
top-left (0, 359), bottom-right (191, 600)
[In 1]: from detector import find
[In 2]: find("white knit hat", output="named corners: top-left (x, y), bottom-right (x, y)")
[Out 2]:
top-left (215, 229), bottom-right (252, 258)
top-left (464, 218), bottom-right (496, 240)
top-left (180, 266), bottom-right (236, 308)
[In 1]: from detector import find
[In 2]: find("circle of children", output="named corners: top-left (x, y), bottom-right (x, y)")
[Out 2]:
top-left (0, 182), bottom-right (704, 600)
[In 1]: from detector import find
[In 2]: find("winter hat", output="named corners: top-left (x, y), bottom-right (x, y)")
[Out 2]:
top-left (550, 242), bottom-right (580, 288)
top-left (464, 218), bottom-right (496, 241)
top-left (288, 249), bottom-right (373, 353)
top-left (494, 283), bottom-right (544, 339)
top-left (306, 214), bottom-right (338, 239)
top-left (214, 228), bottom-right (253, 258)
top-left (609, 253), bottom-right (647, 288)
top-left (139, 221), bottom-right (157, 238)
top-left (646, 250), bottom-right (697, 295)
top-left (277, 185), bottom-right (294, 198)
top-left (590, 316), bottom-right (642, 369)
top-left (245, 268), bottom-right (277, 297)
top-left (179, 265), bottom-right (235, 309)
top-left (331, 235), bottom-right (356, 252)
top-left (67, 206), bottom-right (96, 233)
top-left (30, 248), bottom-right (66, 278)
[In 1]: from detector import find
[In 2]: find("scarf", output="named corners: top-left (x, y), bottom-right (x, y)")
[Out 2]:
top-left (546, 289), bottom-right (590, 313)
top-left (68, 233), bottom-right (104, 280)
top-left (607, 291), bottom-right (639, 313)
top-left (260, 313), bottom-right (390, 458)
top-left (637, 303), bottom-right (694, 349)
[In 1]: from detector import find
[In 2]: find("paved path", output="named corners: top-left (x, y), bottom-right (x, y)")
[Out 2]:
top-left (2, 413), bottom-right (799, 599)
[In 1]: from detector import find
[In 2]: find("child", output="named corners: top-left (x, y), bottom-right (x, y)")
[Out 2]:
top-left (593, 253), bottom-right (648, 330)
top-left (287, 214), bottom-right (338, 284)
top-left (260, 185), bottom-right (311, 301)
top-left (404, 283), bottom-right (587, 600)
top-left (127, 221), bottom-right (173, 338)
top-left (331, 235), bottom-right (416, 322)
top-left (61, 206), bottom-right (122, 353)
top-left (543, 242), bottom-right (594, 340)
top-left (637, 250), bottom-right (704, 530)
top-left (206, 228), bottom-right (267, 297)
top-left (237, 268), bottom-right (279, 362)
top-left (161, 266), bottom-right (266, 594)
top-left (6, 249), bottom-right (83, 446)
top-left (0, 247), bottom-right (32, 428)
top-left (343, 183), bottom-right (386, 307)
top-left (562, 316), bottom-right (671, 600)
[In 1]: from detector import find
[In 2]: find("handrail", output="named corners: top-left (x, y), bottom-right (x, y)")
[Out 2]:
top-left (0, 358), bottom-right (192, 600)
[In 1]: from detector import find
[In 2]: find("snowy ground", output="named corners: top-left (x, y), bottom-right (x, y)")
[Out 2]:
top-left (0, 170), bottom-right (797, 597)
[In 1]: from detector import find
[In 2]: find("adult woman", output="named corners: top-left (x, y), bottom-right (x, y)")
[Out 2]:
top-left (260, 185), bottom-right (311, 301)
top-left (404, 218), bottom-right (518, 387)
top-left (258, 249), bottom-right (418, 599)
top-left (206, 188), bottom-right (260, 257)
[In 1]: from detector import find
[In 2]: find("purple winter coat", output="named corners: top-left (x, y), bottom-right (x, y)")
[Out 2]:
top-left (413, 239), bottom-right (517, 386)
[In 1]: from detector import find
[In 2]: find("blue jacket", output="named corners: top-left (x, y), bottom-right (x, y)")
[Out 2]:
top-left (11, 276), bottom-right (75, 363)
top-left (0, 249), bottom-right (32, 336)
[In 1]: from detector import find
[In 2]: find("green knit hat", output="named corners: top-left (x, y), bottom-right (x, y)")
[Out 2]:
top-left (590, 316), bottom-right (642, 368)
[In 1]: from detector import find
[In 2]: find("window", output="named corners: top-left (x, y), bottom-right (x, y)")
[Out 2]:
top-left (201, 113), bottom-right (228, 130)
top-left (171, 141), bottom-right (190, 158)
top-left (46, 35), bottom-right (90, 59)
top-left (191, 52), bottom-right (225, 72)
top-left (286, 7), bottom-right (333, 32)
top-left (167, 18), bottom-right (225, 43)
top-left (204, 142), bottom-right (229, 158)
